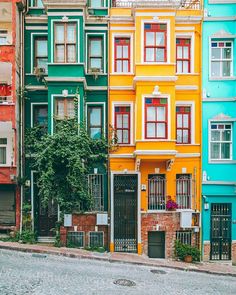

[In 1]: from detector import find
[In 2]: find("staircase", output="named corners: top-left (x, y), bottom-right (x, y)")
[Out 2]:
top-left (37, 236), bottom-right (55, 244)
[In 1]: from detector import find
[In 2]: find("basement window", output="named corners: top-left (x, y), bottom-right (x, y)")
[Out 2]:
top-left (89, 231), bottom-right (104, 248)
top-left (67, 232), bottom-right (84, 248)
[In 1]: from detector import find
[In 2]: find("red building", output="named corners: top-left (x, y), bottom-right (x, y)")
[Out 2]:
top-left (0, 0), bottom-right (24, 233)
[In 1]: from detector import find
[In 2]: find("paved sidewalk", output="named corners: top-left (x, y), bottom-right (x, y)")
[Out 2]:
top-left (0, 241), bottom-right (235, 277)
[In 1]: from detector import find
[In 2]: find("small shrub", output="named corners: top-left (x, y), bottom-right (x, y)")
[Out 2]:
top-left (175, 240), bottom-right (200, 262)
top-left (20, 230), bottom-right (36, 244)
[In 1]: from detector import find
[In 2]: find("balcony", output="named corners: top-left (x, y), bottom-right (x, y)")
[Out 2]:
top-left (112, 0), bottom-right (201, 10)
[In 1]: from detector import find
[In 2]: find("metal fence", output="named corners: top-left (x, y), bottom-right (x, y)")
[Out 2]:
top-left (112, 0), bottom-right (201, 9)
top-left (176, 230), bottom-right (192, 245)
top-left (88, 174), bottom-right (104, 212)
top-left (89, 231), bottom-right (104, 248)
top-left (148, 176), bottom-right (166, 210)
top-left (176, 175), bottom-right (192, 209)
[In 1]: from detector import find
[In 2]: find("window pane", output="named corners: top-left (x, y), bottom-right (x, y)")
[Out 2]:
top-left (147, 123), bottom-right (155, 137)
top-left (211, 61), bottom-right (220, 76)
top-left (0, 37), bottom-right (7, 45)
top-left (123, 114), bottom-right (129, 128)
top-left (222, 130), bottom-right (231, 141)
top-left (37, 58), bottom-right (48, 72)
top-left (177, 114), bottom-right (182, 128)
top-left (56, 100), bottom-right (64, 119)
top-left (156, 32), bottom-right (164, 46)
top-left (91, 128), bottom-right (101, 139)
top-left (223, 48), bottom-right (231, 59)
top-left (90, 40), bottom-right (101, 55)
top-left (36, 40), bottom-right (47, 56)
top-left (67, 24), bottom-right (76, 43)
top-left (147, 106), bottom-right (155, 121)
top-left (56, 45), bottom-right (64, 62)
top-left (90, 58), bottom-right (102, 69)
top-left (90, 0), bottom-right (102, 8)
top-left (0, 147), bottom-right (6, 164)
top-left (146, 48), bottom-right (154, 61)
top-left (123, 60), bottom-right (128, 73)
top-left (123, 46), bottom-right (128, 58)
top-left (222, 61), bottom-right (231, 76)
top-left (177, 61), bottom-right (182, 73)
top-left (116, 60), bottom-right (122, 72)
top-left (183, 46), bottom-right (189, 58)
top-left (90, 108), bottom-right (101, 125)
top-left (211, 48), bottom-right (220, 59)
top-left (156, 48), bottom-right (165, 62)
top-left (34, 106), bottom-right (48, 127)
top-left (221, 143), bottom-right (230, 159)
top-left (177, 46), bottom-right (182, 58)
top-left (211, 143), bottom-right (220, 159)
top-left (123, 130), bottom-right (129, 143)
top-left (183, 114), bottom-right (189, 128)
top-left (116, 45), bottom-right (122, 58)
top-left (183, 130), bottom-right (189, 143)
top-left (67, 45), bottom-right (76, 62)
top-left (156, 123), bottom-right (165, 137)
top-left (157, 107), bottom-right (165, 121)
top-left (55, 25), bottom-right (64, 43)
top-left (177, 129), bottom-right (182, 143)
top-left (116, 114), bottom-right (122, 128)
top-left (117, 130), bottom-right (122, 143)
top-left (146, 32), bottom-right (155, 46)
top-left (211, 130), bottom-right (220, 141)
top-left (67, 99), bottom-right (75, 118)
top-left (183, 61), bottom-right (189, 73)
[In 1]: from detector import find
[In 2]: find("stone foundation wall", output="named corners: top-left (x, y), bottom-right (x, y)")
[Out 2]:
top-left (203, 241), bottom-right (210, 261)
top-left (60, 213), bottom-right (108, 249)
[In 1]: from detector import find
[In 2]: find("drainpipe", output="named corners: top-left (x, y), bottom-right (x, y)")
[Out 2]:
top-left (19, 0), bottom-right (28, 235)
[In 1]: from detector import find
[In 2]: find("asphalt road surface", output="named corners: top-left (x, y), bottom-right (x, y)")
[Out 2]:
top-left (0, 249), bottom-right (235, 295)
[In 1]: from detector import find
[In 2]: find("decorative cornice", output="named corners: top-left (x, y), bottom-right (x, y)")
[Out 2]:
top-left (134, 76), bottom-right (178, 82)
top-left (134, 150), bottom-right (177, 156)
top-left (86, 86), bottom-right (107, 91)
top-left (175, 85), bottom-right (198, 90)
top-left (211, 30), bottom-right (236, 39)
top-left (109, 154), bottom-right (135, 159)
top-left (25, 16), bottom-right (48, 24)
top-left (176, 16), bottom-right (202, 23)
top-left (109, 86), bottom-right (134, 91)
top-left (204, 16), bottom-right (236, 21)
top-left (209, 0), bottom-right (236, 3)
top-left (176, 153), bottom-right (201, 158)
top-left (202, 181), bottom-right (236, 185)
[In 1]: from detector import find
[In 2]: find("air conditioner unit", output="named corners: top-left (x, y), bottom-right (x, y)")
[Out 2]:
top-left (180, 211), bottom-right (192, 228)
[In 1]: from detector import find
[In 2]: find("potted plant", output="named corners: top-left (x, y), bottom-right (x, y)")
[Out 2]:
top-left (166, 196), bottom-right (178, 211)
top-left (175, 240), bottom-right (200, 263)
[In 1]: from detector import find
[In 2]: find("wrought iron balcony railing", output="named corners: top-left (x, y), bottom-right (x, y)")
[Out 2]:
top-left (112, 0), bottom-right (201, 10)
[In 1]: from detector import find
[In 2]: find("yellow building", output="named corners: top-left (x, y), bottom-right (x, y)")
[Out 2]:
top-left (109, 0), bottom-right (202, 258)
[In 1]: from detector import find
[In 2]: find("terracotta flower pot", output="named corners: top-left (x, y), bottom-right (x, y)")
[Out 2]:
top-left (184, 255), bottom-right (193, 263)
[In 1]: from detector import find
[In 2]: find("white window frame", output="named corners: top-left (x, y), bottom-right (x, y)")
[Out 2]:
top-left (209, 122), bottom-right (233, 161)
top-left (209, 40), bottom-right (233, 79)
top-left (0, 122), bottom-right (13, 167)
top-left (85, 33), bottom-right (106, 74)
top-left (175, 101), bottom-right (195, 144)
top-left (30, 33), bottom-right (48, 74)
top-left (112, 102), bottom-right (134, 145)
top-left (175, 33), bottom-right (195, 74)
top-left (30, 102), bottom-right (48, 128)
top-left (141, 19), bottom-right (170, 64)
top-left (111, 33), bottom-right (134, 74)
top-left (0, 30), bottom-right (8, 45)
top-left (142, 94), bottom-right (171, 141)
top-left (67, 231), bottom-right (85, 248)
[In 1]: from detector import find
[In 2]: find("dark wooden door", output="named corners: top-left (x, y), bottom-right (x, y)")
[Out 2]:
top-left (210, 203), bottom-right (232, 260)
top-left (114, 174), bottom-right (137, 252)
top-left (38, 198), bottom-right (58, 237)
top-left (148, 231), bottom-right (165, 258)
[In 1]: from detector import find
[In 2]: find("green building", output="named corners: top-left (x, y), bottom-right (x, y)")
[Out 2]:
top-left (24, 0), bottom-right (109, 247)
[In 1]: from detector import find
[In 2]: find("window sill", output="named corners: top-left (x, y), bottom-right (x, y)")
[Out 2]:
top-left (111, 73), bottom-right (134, 75)
top-left (86, 72), bottom-right (107, 75)
top-left (48, 63), bottom-right (82, 66)
top-left (136, 139), bottom-right (175, 142)
top-left (209, 76), bottom-right (236, 81)
top-left (176, 73), bottom-right (200, 76)
top-left (88, 7), bottom-right (108, 9)
top-left (118, 144), bottom-right (135, 147)
top-left (176, 143), bottom-right (200, 146)
top-left (209, 160), bottom-right (235, 164)
top-left (137, 62), bottom-right (174, 66)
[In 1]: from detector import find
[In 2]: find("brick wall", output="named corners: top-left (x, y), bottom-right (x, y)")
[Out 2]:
top-left (203, 241), bottom-right (210, 261)
top-left (141, 212), bottom-right (197, 258)
top-left (60, 213), bottom-right (108, 249)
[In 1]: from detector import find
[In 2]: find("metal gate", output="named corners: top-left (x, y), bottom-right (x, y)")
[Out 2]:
top-left (114, 174), bottom-right (137, 252)
top-left (210, 203), bottom-right (232, 260)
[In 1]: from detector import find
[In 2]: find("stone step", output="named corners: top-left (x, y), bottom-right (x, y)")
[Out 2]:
top-left (37, 236), bottom-right (55, 243)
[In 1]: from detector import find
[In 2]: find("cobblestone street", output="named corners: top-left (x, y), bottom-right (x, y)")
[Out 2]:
top-left (0, 249), bottom-right (236, 295)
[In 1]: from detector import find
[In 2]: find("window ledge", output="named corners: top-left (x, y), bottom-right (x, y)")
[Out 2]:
top-left (176, 143), bottom-right (200, 146)
top-left (48, 63), bottom-right (83, 66)
top-left (86, 72), bottom-right (107, 75)
top-left (88, 7), bottom-right (108, 9)
top-left (146, 210), bottom-right (179, 214)
top-left (137, 62), bottom-right (174, 66)
top-left (176, 73), bottom-right (200, 76)
top-left (111, 73), bottom-right (134, 75)
top-left (209, 76), bottom-right (236, 81)
top-left (136, 139), bottom-right (175, 142)
top-left (209, 160), bottom-right (235, 164)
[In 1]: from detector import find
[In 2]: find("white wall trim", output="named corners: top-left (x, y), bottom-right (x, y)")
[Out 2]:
top-left (176, 101), bottom-right (195, 144)
top-left (175, 27), bottom-right (195, 31)
top-left (30, 102), bottom-right (48, 128)
top-left (109, 154), bottom-right (135, 158)
top-left (111, 101), bottom-right (134, 145)
top-left (26, 26), bottom-right (48, 30)
top-left (134, 150), bottom-right (177, 156)
top-left (110, 27), bottom-right (135, 31)
top-left (202, 181), bottom-right (236, 185)
top-left (176, 153), bottom-right (200, 158)
top-left (136, 12), bottom-right (176, 17)
top-left (134, 76), bottom-right (177, 82)
top-left (111, 32), bottom-right (134, 74)
top-left (109, 86), bottom-right (134, 90)
top-left (175, 85), bottom-right (198, 90)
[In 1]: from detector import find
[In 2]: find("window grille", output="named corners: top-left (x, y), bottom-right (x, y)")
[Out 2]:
top-left (88, 174), bottom-right (104, 212)
top-left (176, 231), bottom-right (192, 245)
top-left (89, 231), bottom-right (104, 248)
top-left (176, 174), bottom-right (192, 209)
top-left (148, 175), bottom-right (166, 210)
top-left (67, 232), bottom-right (84, 248)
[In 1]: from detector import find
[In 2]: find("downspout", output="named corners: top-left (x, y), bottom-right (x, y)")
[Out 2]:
top-left (19, 0), bottom-right (28, 235)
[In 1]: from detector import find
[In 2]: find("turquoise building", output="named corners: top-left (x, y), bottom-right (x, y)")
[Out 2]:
top-left (202, 0), bottom-right (236, 262)
top-left (24, 0), bottom-right (109, 247)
